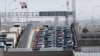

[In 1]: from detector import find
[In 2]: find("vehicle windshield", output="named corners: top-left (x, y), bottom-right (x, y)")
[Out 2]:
top-left (38, 44), bottom-right (42, 45)
top-left (58, 43), bottom-right (63, 45)
top-left (48, 36), bottom-right (52, 38)
top-left (38, 39), bottom-right (44, 41)
top-left (38, 43), bottom-right (43, 45)
top-left (14, 25), bottom-right (20, 27)
top-left (39, 35), bottom-right (44, 38)
top-left (67, 42), bottom-right (72, 44)
top-left (48, 42), bottom-right (52, 45)
top-left (66, 30), bottom-right (72, 33)
top-left (58, 38), bottom-right (63, 41)
top-left (6, 44), bottom-right (12, 46)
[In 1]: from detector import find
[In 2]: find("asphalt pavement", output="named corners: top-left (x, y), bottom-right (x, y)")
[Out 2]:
top-left (17, 24), bottom-right (33, 48)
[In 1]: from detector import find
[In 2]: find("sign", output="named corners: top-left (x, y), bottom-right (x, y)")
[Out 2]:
top-left (39, 11), bottom-right (72, 16)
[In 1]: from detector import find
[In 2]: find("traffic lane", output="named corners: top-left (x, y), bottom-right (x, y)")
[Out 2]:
top-left (17, 24), bottom-right (33, 48)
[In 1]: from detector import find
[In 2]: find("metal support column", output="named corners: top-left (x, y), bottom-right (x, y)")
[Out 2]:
top-left (0, 17), bottom-right (1, 31)
top-left (72, 0), bottom-right (76, 30)
top-left (26, 0), bottom-right (28, 23)
top-left (72, 0), bottom-right (78, 47)
top-left (54, 16), bottom-right (58, 47)
top-left (65, 16), bottom-right (68, 27)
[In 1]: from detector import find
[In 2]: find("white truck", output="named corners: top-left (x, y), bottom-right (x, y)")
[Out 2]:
top-left (6, 33), bottom-right (16, 48)
top-left (12, 23), bottom-right (22, 35)
top-left (6, 23), bottom-right (22, 48)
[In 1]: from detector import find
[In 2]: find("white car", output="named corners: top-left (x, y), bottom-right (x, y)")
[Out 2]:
top-left (43, 27), bottom-right (48, 31)
top-left (57, 37), bottom-right (64, 42)
top-left (37, 43), bottom-right (44, 48)
top-left (47, 30), bottom-right (53, 34)
top-left (39, 31), bottom-right (46, 35)
top-left (0, 42), bottom-right (5, 48)
top-left (47, 42), bottom-right (53, 47)
top-left (66, 40), bottom-right (74, 47)
top-left (66, 33), bottom-right (73, 38)
top-left (47, 36), bottom-right (53, 41)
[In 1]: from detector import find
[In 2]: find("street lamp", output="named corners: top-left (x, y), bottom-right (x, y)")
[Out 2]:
top-left (77, 11), bottom-right (85, 21)
top-left (92, 5), bottom-right (100, 32)
top-left (76, 11), bottom-right (85, 33)
top-left (78, 11), bottom-right (84, 16)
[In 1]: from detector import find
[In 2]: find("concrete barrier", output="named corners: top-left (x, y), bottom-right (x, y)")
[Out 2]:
top-left (4, 51), bottom-right (73, 56)
top-left (0, 48), bottom-right (3, 56)
top-left (77, 40), bottom-right (100, 47)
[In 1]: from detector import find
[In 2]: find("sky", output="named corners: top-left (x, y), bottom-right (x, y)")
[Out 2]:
top-left (0, 0), bottom-right (100, 22)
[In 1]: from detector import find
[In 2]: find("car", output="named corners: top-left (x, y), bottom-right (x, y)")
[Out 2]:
top-left (6, 42), bottom-right (13, 48)
top-left (57, 41), bottom-right (64, 47)
top-left (57, 37), bottom-right (64, 42)
top-left (65, 40), bottom-right (74, 47)
top-left (46, 33), bottom-right (52, 36)
top-left (40, 29), bottom-right (45, 32)
top-left (57, 32), bottom-right (64, 37)
top-left (57, 30), bottom-right (64, 33)
top-left (39, 31), bottom-right (46, 35)
top-left (57, 28), bottom-right (64, 32)
top-left (47, 36), bottom-right (54, 41)
top-left (47, 30), bottom-right (53, 34)
top-left (37, 43), bottom-right (44, 48)
top-left (40, 27), bottom-right (48, 31)
top-left (38, 38), bottom-right (44, 42)
top-left (48, 27), bottom-right (53, 30)
top-left (43, 27), bottom-right (48, 31)
top-left (43, 25), bottom-right (48, 28)
top-left (0, 42), bottom-right (5, 48)
top-left (65, 33), bottom-right (73, 38)
top-left (48, 26), bottom-right (54, 30)
top-left (47, 42), bottom-right (53, 47)
top-left (38, 35), bottom-right (44, 38)
top-left (39, 32), bottom-right (45, 36)
top-left (57, 26), bottom-right (64, 29)
top-left (65, 38), bottom-right (72, 41)
top-left (65, 29), bottom-right (72, 33)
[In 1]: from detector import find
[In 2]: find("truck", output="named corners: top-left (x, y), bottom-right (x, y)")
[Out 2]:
top-left (5, 23), bottom-right (22, 48)
top-left (6, 33), bottom-right (16, 48)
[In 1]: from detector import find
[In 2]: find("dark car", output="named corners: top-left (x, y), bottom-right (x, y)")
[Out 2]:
top-left (57, 41), bottom-right (64, 47)
top-left (47, 36), bottom-right (54, 41)
top-left (47, 42), bottom-right (53, 47)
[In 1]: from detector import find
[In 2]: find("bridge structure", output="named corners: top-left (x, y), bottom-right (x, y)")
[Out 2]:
top-left (0, 11), bottom-right (73, 28)
top-left (0, 11), bottom-right (72, 18)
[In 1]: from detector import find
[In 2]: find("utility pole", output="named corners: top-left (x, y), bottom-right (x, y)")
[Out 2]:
top-left (92, 5), bottom-right (100, 33)
top-left (72, 0), bottom-right (76, 30)
top-left (26, 7), bottom-right (28, 23)
top-left (26, 0), bottom-right (28, 23)
top-left (65, 15), bottom-right (68, 27)
top-left (0, 17), bottom-right (1, 31)
top-left (9, 0), bottom-right (16, 21)
top-left (72, 0), bottom-right (78, 47)
top-left (65, 0), bottom-right (69, 27)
